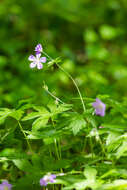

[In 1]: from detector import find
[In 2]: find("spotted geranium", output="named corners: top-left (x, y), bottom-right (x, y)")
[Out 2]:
top-left (92, 98), bottom-right (106, 117)
top-left (28, 53), bottom-right (46, 70)
top-left (40, 174), bottom-right (56, 186)
top-left (0, 181), bottom-right (12, 190)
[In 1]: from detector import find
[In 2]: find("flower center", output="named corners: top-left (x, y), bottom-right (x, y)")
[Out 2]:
top-left (4, 186), bottom-right (9, 190)
top-left (97, 104), bottom-right (103, 110)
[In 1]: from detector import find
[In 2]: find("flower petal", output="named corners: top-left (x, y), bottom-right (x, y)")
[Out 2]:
top-left (40, 57), bottom-right (46, 63)
top-left (35, 44), bottom-right (43, 52)
top-left (28, 55), bottom-right (35, 61)
top-left (50, 174), bottom-right (56, 179)
top-left (92, 98), bottom-right (106, 117)
top-left (2, 181), bottom-right (12, 190)
top-left (0, 184), bottom-right (3, 190)
top-left (36, 53), bottom-right (41, 59)
top-left (40, 178), bottom-right (47, 186)
top-left (37, 63), bottom-right (43, 69)
top-left (30, 62), bottom-right (36, 68)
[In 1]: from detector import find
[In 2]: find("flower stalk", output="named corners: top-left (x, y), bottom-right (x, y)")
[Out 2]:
top-left (43, 51), bottom-right (86, 113)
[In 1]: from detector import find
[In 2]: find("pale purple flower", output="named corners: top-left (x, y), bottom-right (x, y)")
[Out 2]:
top-left (40, 174), bottom-right (56, 186)
top-left (28, 53), bottom-right (46, 69)
top-left (92, 98), bottom-right (106, 117)
top-left (0, 181), bottom-right (12, 190)
top-left (35, 44), bottom-right (43, 53)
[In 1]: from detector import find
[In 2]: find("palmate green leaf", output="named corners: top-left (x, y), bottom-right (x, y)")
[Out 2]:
top-left (68, 113), bottom-right (86, 135)
top-left (23, 103), bottom-right (72, 132)
top-left (22, 110), bottom-right (50, 121)
top-left (32, 104), bottom-right (72, 131)
top-left (22, 106), bottom-right (50, 121)
top-left (48, 103), bottom-right (72, 115)
top-left (22, 104), bottom-right (72, 123)
top-left (33, 106), bottom-right (49, 113)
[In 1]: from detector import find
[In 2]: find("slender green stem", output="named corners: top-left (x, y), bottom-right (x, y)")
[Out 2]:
top-left (58, 139), bottom-right (62, 159)
top-left (43, 51), bottom-right (86, 112)
top-left (51, 118), bottom-right (63, 174)
top-left (18, 121), bottom-right (33, 153)
top-left (98, 135), bottom-right (107, 157)
top-left (83, 136), bottom-right (87, 153)
top-left (43, 85), bottom-right (65, 104)
top-left (89, 137), bottom-right (94, 158)
top-left (51, 119), bottom-right (60, 160)
top-left (56, 63), bottom-right (86, 112)
top-left (54, 138), bottom-right (60, 160)
top-left (48, 142), bottom-right (52, 158)
top-left (94, 125), bottom-right (107, 157)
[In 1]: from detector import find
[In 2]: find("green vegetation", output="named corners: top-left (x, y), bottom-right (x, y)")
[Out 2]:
top-left (1, 0), bottom-right (127, 189)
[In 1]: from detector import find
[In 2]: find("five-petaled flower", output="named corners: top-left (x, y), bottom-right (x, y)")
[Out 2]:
top-left (28, 53), bottom-right (46, 70)
top-left (0, 181), bottom-right (12, 190)
top-left (92, 98), bottom-right (106, 117)
top-left (40, 174), bottom-right (56, 186)
top-left (28, 44), bottom-right (46, 69)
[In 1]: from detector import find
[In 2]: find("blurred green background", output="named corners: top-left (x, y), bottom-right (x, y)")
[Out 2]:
top-left (0, 0), bottom-right (127, 107)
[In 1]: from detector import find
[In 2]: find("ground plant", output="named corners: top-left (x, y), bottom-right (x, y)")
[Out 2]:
top-left (1, 0), bottom-right (127, 190)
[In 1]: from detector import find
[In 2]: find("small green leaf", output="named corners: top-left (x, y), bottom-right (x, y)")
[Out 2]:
top-left (68, 113), bottom-right (86, 135)
top-left (32, 117), bottom-right (49, 131)
top-left (22, 111), bottom-right (49, 121)
top-left (13, 159), bottom-right (33, 172)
